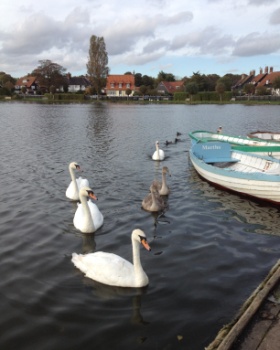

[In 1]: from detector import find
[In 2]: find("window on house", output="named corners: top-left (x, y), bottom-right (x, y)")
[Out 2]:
top-left (119, 83), bottom-right (122, 88)
top-left (126, 83), bottom-right (130, 88)
top-left (110, 83), bottom-right (115, 88)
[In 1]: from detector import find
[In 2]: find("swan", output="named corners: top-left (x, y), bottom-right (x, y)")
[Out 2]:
top-left (152, 141), bottom-right (165, 161)
top-left (72, 229), bottom-right (151, 287)
top-left (153, 166), bottom-right (171, 195)
top-left (66, 162), bottom-right (89, 201)
top-left (142, 181), bottom-right (166, 212)
top-left (73, 187), bottom-right (104, 233)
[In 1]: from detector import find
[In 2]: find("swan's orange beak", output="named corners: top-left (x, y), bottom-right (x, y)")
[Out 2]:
top-left (141, 238), bottom-right (151, 251)
top-left (88, 192), bottom-right (98, 200)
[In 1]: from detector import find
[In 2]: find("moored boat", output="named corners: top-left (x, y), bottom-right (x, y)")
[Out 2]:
top-left (189, 141), bottom-right (280, 204)
top-left (189, 130), bottom-right (280, 159)
top-left (247, 130), bottom-right (280, 141)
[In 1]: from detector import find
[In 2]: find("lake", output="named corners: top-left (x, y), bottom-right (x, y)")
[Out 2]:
top-left (1, 101), bottom-right (280, 350)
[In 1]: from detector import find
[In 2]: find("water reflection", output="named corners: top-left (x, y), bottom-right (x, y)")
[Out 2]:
top-left (188, 167), bottom-right (280, 235)
top-left (82, 278), bottom-right (149, 325)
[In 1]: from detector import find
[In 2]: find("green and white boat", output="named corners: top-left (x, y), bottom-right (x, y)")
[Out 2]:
top-left (189, 130), bottom-right (280, 159)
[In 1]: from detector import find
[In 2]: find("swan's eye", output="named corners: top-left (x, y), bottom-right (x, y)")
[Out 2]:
top-left (139, 235), bottom-right (146, 242)
top-left (87, 190), bottom-right (94, 196)
top-left (75, 164), bottom-right (80, 170)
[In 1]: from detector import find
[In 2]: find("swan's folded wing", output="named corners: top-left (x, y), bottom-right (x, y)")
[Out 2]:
top-left (76, 177), bottom-right (90, 189)
top-left (86, 252), bottom-right (134, 287)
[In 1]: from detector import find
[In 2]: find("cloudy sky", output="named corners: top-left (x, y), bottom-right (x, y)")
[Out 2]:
top-left (1, 0), bottom-right (280, 79)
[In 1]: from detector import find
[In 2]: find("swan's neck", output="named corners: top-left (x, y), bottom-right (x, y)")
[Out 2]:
top-left (156, 144), bottom-right (160, 158)
top-left (132, 238), bottom-right (146, 282)
top-left (161, 173), bottom-right (168, 191)
top-left (69, 166), bottom-right (79, 194)
top-left (80, 195), bottom-right (95, 231)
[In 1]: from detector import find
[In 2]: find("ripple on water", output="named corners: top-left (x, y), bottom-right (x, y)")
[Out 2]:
top-left (1, 103), bottom-right (280, 350)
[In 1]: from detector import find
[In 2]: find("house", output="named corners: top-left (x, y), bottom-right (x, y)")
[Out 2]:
top-left (105, 74), bottom-right (136, 96)
top-left (156, 81), bottom-right (185, 95)
top-left (232, 67), bottom-right (280, 95)
top-left (15, 76), bottom-right (39, 94)
top-left (254, 68), bottom-right (280, 95)
top-left (66, 74), bottom-right (91, 92)
top-left (232, 72), bottom-right (254, 91)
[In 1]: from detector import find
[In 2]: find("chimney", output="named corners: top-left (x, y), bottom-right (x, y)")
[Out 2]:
top-left (252, 70), bottom-right (255, 76)
top-left (270, 67), bottom-right (273, 73)
top-left (265, 66), bottom-right (268, 73)
top-left (260, 67), bottom-right (263, 74)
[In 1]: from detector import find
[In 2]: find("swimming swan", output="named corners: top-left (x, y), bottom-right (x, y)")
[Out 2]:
top-left (152, 141), bottom-right (165, 161)
top-left (73, 187), bottom-right (104, 233)
top-left (153, 166), bottom-right (171, 195)
top-left (72, 229), bottom-right (151, 287)
top-left (142, 181), bottom-right (166, 212)
top-left (66, 162), bottom-right (89, 201)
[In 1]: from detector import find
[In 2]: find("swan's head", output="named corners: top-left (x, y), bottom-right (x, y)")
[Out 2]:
top-left (155, 141), bottom-right (159, 146)
top-left (162, 166), bottom-right (171, 176)
top-left (132, 229), bottom-right (151, 251)
top-left (149, 181), bottom-right (159, 193)
top-left (69, 162), bottom-right (81, 170)
top-left (79, 186), bottom-right (98, 200)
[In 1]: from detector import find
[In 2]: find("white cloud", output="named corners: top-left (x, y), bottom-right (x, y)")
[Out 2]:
top-left (1, 0), bottom-right (280, 78)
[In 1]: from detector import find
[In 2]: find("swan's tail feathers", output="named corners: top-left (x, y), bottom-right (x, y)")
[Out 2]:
top-left (71, 253), bottom-right (87, 273)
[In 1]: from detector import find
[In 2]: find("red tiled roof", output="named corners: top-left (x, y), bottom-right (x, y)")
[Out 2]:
top-left (257, 71), bottom-right (280, 87)
top-left (106, 74), bottom-right (135, 90)
top-left (251, 73), bottom-right (267, 85)
top-left (159, 81), bottom-right (184, 94)
top-left (15, 76), bottom-right (37, 88)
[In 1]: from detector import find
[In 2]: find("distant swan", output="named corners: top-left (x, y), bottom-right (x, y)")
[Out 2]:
top-left (153, 166), bottom-right (171, 195)
top-left (72, 229), bottom-right (151, 287)
top-left (152, 141), bottom-right (165, 161)
top-left (73, 187), bottom-right (104, 233)
top-left (66, 162), bottom-right (89, 201)
top-left (142, 181), bottom-right (166, 212)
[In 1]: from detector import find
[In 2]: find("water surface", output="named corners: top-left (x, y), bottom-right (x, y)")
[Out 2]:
top-left (1, 102), bottom-right (280, 350)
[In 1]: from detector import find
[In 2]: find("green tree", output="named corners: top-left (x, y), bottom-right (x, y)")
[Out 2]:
top-left (32, 60), bottom-right (67, 92)
top-left (142, 75), bottom-right (155, 87)
top-left (255, 86), bottom-right (268, 96)
top-left (272, 76), bottom-right (280, 89)
top-left (157, 71), bottom-right (175, 82)
top-left (87, 35), bottom-right (109, 95)
top-left (188, 72), bottom-right (208, 92)
top-left (243, 83), bottom-right (255, 96)
top-left (185, 82), bottom-right (198, 102)
top-left (125, 88), bottom-right (132, 98)
top-left (215, 82), bottom-right (225, 101)
top-left (139, 85), bottom-right (148, 95)
top-left (134, 73), bottom-right (143, 87)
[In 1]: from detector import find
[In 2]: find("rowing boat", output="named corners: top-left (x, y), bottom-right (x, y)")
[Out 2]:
top-left (189, 141), bottom-right (280, 204)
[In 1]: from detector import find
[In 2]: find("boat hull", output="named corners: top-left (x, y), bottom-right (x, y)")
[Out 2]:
top-left (189, 149), bottom-right (280, 204)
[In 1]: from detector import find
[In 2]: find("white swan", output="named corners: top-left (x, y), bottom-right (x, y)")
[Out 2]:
top-left (73, 187), bottom-right (104, 233)
top-left (72, 229), bottom-right (151, 287)
top-left (152, 141), bottom-right (165, 161)
top-left (66, 162), bottom-right (89, 201)
top-left (142, 181), bottom-right (166, 212)
top-left (153, 166), bottom-right (171, 195)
